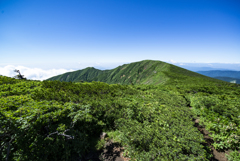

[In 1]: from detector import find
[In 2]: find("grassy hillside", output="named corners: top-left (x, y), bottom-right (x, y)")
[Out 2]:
top-left (47, 67), bottom-right (107, 82)
top-left (89, 60), bottom-right (169, 85)
top-left (47, 60), bottom-right (223, 85)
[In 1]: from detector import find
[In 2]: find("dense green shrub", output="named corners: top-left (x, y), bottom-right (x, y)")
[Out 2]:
top-left (226, 150), bottom-right (240, 161)
top-left (1, 75), bottom-right (239, 160)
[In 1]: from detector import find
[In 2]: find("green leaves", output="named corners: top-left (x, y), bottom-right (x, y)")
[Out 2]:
top-left (226, 150), bottom-right (240, 161)
top-left (113, 90), bottom-right (207, 160)
top-left (189, 94), bottom-right (240, 150)
top-left (1, 74), bottom-right (239, 160)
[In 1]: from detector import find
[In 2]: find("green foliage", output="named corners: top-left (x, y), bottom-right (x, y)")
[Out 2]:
top-left (186, 89), bottom-right (240, 151)
top-left (165, 77), bottom-right (240, 153)
top-left (1, 61), bottom-right (240, 161)
top-left (106, 130), bottom-right (122, 143)
top-left (117, 107), bottom-right (206, 160)
top-left (189, 95), bottom-right (240, 150)
top-left (0, 75), bottom-right (211, 160)
top-left (226, 150), bottom-right (240, 161)
top-left (0, 76), bottom-right (138, 160)
top-left (95, 139), bottom-right (106, 151)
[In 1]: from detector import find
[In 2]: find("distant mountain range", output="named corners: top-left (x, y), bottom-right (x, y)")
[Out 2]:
top-left (195, 70), bottom-right (240, 84)
top-left (47, 60), bottom-right (223, 85)
top-left (174, 63), bottom-right (240, 71)
top-left (196, 70), bottom-right (240, 79)
top-left (182, 67), bottom-right (235, 72)
top-left (213, 77), bottom-right (240, 84)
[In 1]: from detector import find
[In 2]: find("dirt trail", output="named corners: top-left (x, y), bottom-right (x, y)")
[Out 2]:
top-left (100, 141), bottom-right (130, 161)
top-left (81, 107), bottom-right (231, 161)
top-left (192, 112), bottom-right (229, 161)
top-left (80, 140), bottom-right (130, 161)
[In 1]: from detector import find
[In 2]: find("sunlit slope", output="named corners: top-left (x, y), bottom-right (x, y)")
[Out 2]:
top-left (47, 60), bottom-right (223, 85)
top-left (163, 63), bottom-right (224, 85)
top-left (47, 67), bottom-right (107, 82)
top-left (89, 60), bottom-right (169, 84)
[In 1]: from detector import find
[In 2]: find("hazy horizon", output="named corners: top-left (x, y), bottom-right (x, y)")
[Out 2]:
top-left (1, 60), bottom-right (240, 81)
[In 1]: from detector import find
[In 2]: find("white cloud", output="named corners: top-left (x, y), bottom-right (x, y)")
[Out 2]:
top-left (0, 65), bottom-right (74, 81)
top-left (169, 60), bottom-right (177, 64)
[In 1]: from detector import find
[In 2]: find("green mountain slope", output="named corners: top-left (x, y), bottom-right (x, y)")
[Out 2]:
top-left (47, 67), bottom-right (107, 82)
top-left (89, 60), bottom-right (169, 85)
top-left (1, 67), bottom-right (239, 160)
top-left (47, 60), bottom-right (223, 85)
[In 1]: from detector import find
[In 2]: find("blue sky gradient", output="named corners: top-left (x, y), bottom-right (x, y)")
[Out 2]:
top-left (1, 0), bottom-right (240, 78)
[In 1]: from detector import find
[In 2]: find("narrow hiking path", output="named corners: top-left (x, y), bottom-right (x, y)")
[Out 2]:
top-left (79, 140), bottom-right (130, 161)
top-left (190, 107), bottom-right (229, 161)
top-left (81, 109), bottom-right (231, 161)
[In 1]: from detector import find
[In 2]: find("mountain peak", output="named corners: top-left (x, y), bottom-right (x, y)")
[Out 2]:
top-left (47, 60), bottom-right (222, 84)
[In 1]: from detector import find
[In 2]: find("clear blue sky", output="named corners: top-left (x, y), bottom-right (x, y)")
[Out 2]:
top-left (1, 0), bottom-right (240, 70)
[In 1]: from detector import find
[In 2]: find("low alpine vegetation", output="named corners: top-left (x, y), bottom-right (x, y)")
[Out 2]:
top-left (1, 60), bottom-right (239, 161)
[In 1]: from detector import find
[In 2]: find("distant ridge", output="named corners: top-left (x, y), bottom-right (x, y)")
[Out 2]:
top-left (47, 60), bottom-right (223, 85)
top-left (213, 77), bottom-right (240, 84)
top-left (196, 70), bottom-right (240, 79)
top-left (47, 67), bottom-right (107, 82)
